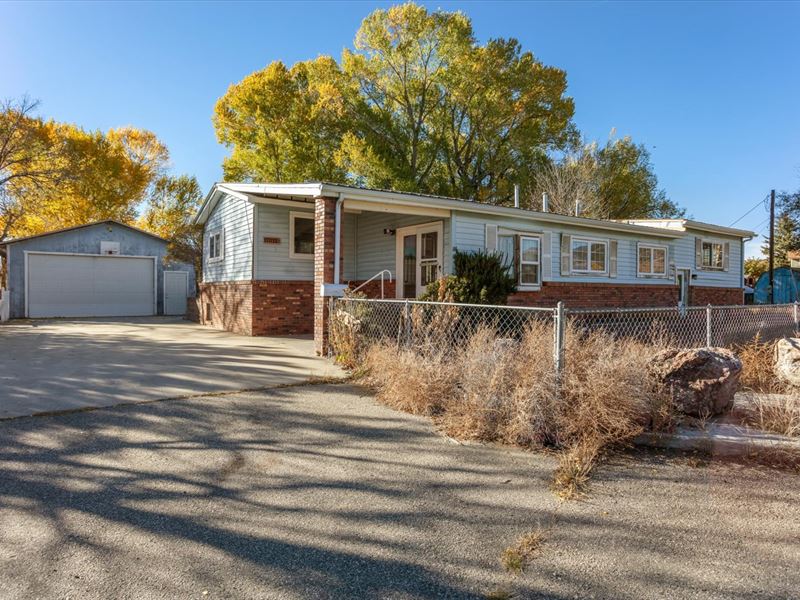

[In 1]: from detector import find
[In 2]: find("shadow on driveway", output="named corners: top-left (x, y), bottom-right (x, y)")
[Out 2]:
top-left (0, 384), bottom-right (559, 599)
top-left (0, 317), bottom-right (342, 418)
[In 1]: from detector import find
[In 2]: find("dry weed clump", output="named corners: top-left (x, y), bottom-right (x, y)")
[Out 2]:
top-left (552, 440), bottom-right (597, 500)
top-left (500, 528), bottom-right (546, 573)
top-left (735, 335), bottom-right (785, 394)
top-left (547, 327), bottom-right (666, 497)
top-left (440, 322), bottom-right (559, 445)
top-left (744, 394), bottom-right (800, 437)
top-left (365, 342), bottom-right (457, 416)
top-left (357, 317), bottom-right (670, 498)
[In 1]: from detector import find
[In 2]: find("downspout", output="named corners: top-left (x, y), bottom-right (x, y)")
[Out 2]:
top-left (334, 193), bottom-right (345, 285)
top-left (742, 236), bottom-right (752, 291)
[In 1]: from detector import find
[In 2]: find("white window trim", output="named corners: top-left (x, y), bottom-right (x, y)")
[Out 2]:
top-left (289, 211), bottom-right (315, 260)
top-left (701, 239), bottom-right (724, 271)
top-left (518, 234), bottom-right (542, 289)
top-left (637, 243), bottom-right (669, 277)
top-left (207, 229), bottom-right (224, 264)
top-left (571, 237), bottom-right (608, 275)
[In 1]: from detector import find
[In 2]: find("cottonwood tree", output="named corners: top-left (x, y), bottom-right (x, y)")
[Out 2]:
top-left (337, 2), bottom-right (473, 192)
top-left (0, 97), bottom-right (68, 242)
top-left (214, 2), bottom-right (576, 202)
top-left (438, 37), bottom-right (576, 203)
top-left (214, 57), bottom-right (351, 183)
top-left (530, 137), bottom-right (682, 219)
top-left (17, 124), bottom-right (169, 235)
top-left (138, 174), bottom-right (204, 282)
top-left (212, 1), bottom-right (678, 218)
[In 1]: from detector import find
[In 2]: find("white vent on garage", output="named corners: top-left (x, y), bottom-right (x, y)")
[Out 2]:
top-left (100, 241), bottom-right (121, 255)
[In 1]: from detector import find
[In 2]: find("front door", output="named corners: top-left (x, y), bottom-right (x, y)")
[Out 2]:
top-left (396, 222), bottom-right (444, 298)
top-left (677, 268), bottom-right (690, 308)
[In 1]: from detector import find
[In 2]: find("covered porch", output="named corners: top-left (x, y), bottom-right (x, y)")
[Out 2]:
top-left (315, 193), bottom-right (453, 354)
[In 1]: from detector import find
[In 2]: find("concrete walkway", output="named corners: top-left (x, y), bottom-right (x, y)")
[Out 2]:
top-left (0, 384), bottom-right (798, 599)
top-left (0, 317), bottom-right (342, 418)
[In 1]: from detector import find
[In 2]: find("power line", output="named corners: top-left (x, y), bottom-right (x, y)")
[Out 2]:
top-left (752, 216), bottom-right (771, 234)
top-left (729, 194), bottom-right (770, 227)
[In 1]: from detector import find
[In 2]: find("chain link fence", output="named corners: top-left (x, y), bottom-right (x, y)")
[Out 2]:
top-left (330, 297), bottom-right (554, 350)
top-left (331, 298), bottom-right (800, 370)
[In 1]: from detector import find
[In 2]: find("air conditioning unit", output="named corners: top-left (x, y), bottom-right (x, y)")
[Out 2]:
top-left (100, 241), bottom-right (120, 255)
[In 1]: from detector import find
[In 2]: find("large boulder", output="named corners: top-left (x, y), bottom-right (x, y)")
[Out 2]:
top-left (775, 338), bottom-right (800, 387)
top-left (650, 347), bottom-right (742, 417)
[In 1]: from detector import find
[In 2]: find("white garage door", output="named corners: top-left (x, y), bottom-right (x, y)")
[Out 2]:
top-left (27, 253), bottom-right (155, 318)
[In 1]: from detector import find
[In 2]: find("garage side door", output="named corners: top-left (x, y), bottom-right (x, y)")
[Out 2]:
top-left (27, 254), bottom-right (155, 318)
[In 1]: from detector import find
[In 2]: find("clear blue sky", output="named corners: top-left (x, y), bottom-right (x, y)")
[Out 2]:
top-left (3, 1), bottom-right (799, 257)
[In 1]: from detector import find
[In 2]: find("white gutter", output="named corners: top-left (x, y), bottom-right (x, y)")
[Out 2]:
top-left (201, 181), bottom-right (689, 239)
top-left (334, 192), bottom-right (345, 284)
top-left (318, 184), bottom-right (685, 239)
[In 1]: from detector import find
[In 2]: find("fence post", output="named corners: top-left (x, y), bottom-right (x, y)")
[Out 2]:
top-left (553, 301), bottom-right (566, 378)
top-left (403, 300), bottom-right (411, 347)
top-left (794, 301), bottom-right (798, 330)
top-left (327, 297), bottom-right (336, 357)
top-left (706, 304), bottom-right (713, 347)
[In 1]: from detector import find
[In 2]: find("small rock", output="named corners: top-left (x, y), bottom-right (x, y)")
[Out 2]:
top-left (775, 338), bottom-right (800, 387)
top-left (650, 347), bottom-right (742, 417)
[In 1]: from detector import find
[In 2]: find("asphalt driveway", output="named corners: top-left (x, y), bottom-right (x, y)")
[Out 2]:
top-left (0, 317), bottom-right (342, 418)
top-left (0, 384), bottom-right (798, 599)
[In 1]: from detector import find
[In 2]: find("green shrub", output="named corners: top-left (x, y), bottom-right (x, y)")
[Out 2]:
top-left (420, 248), bottom-right (516, 304)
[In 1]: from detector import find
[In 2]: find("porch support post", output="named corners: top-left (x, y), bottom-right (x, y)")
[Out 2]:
top-left (314, 195), bottom-right (337, 355)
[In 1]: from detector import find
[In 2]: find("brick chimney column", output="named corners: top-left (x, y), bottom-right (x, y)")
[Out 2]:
top-left (314, 195), bottom-right (337, 355)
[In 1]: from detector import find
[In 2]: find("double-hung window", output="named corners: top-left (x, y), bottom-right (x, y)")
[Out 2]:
top-left (571, 238), bottom-right (607, 274)
top-left (701, 241), bottom-right (724, 270)
top-left (638, 244), bottom-right (667, 276)
top-left (497, 233), bottom-right (541, 287)
top-left (519, 236), bottom-right (540, 285)
top-left (208, 230), bottom-right (223, 262)
top-left (290, 212), bottom-right (314, 259)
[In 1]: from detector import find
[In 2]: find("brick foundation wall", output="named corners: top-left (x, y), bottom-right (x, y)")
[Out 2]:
top-left (690, 286), bottom-right (744, 306)
top-left (507, 281), bottom-right (743, 309)
top-left (186, 297), bottom-right (200, 323)
top-left (198, 281), bottom-right (253, 336)
top-left (252, 280), bottom-right (314, 335)
top-left (199, 280), bottom-right (315, 336)
top-left (347, 279), bottom-right (397, 299)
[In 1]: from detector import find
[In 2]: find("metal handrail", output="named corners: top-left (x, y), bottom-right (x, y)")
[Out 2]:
top-left (351, 270), bottom-right (393, 299)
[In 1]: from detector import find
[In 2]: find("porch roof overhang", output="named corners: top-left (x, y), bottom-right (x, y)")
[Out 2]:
top-left (195, 181), bottom-right (691, 239)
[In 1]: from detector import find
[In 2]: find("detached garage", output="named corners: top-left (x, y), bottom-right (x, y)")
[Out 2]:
top-left (0, 220), bottom-right (195, 319)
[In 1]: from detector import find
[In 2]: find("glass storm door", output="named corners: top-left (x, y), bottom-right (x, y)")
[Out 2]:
top-left (396, 222), bottom-right (443, 298)
top-left (402, 234), bottom-right (417, 299)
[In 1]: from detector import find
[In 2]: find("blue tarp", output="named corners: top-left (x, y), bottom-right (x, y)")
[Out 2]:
top-left (754, 267), bottom-right (800, 304)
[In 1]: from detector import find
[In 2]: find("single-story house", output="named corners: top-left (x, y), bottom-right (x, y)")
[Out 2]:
top-left (192, 182), bottom-right (755, 354)
top-left (0, 220), bottom-right (195, 319)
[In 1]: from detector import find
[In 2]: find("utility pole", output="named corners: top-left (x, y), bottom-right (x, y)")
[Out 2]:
top-left (769, 189), bottom-right (776, 304)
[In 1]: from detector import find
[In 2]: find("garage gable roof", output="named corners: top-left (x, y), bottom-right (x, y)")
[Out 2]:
top-left (0, 220), bottom-right (167, 247)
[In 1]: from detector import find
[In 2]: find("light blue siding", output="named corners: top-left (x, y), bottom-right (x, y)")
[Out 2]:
top-left (678, 230), bottom-right (744, 288)
top-left (253, 204), bottom-right (356, 281)
top-left (203, 193), bottom-right (254, 282)
top-left (451, 210), bottom-right (744, 288)
top-left (255, 203), bottom-right (313, 281)
top-left (342, 213), bottom-right (357, 280)
top-left (354, 212), bottom-right (452, 281)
